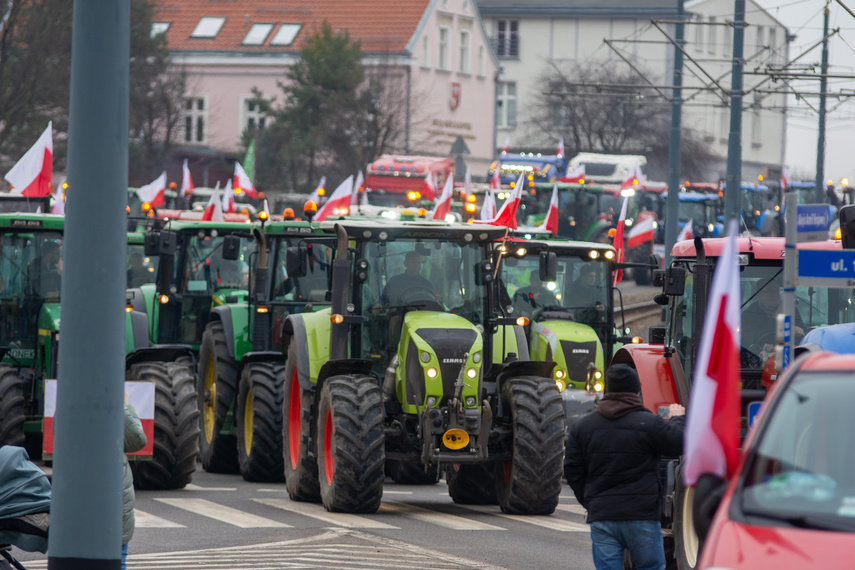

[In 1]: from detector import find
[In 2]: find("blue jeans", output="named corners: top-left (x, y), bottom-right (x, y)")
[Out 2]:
top-left (122, 543), bottom-right (128, 570)
top-left (590, 520), bottom-right (665, 570)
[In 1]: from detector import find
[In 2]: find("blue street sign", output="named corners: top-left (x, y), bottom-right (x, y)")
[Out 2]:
top-left (797, 249), bottom-right (855, 288)
top-left (781, 344), bottom-right (790, 370)
top-left (748, 402), bottom-right (763, 429)
top-left (782, 315), bottom-right (791, 344)
top-left (796, 204), bottom-right (831, 243)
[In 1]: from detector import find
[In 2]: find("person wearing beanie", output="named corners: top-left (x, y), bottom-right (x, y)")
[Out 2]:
top-left (564, 363), bottom-right (686, 570)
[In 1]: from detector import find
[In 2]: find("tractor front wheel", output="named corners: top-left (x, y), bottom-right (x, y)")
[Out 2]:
top-left (283, 340), bottom-right (320, 501)
top-left (197, 321), bottom-right (239, 473)
top-left (495, 376), bottom-right (564, 515)
top-left (674, 464), bottom-right (699, 570)
top-left (446, 463), bottom-right (498, 504)
top-left (130, 360), bottom-right (200, 490)
top-left (316, 375), bottom-right (384, 513)
top-left (0, 364), bottom-right (25, 448)
top-left (236, 361), bottom-right (285, 482)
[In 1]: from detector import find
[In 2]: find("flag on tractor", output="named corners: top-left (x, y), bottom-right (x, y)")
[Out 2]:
top-left (620, 164), bottom-right (644, 190)
top-left (627, 215), bottom-right (656, 248)
top-left (352, 170), bottom-right (365, 206)
top-left (5, 122), bottom-right (53, 197)
top-left (683, 220), bottom-right (741, 486)
top-left (537, 183), bottom-right (559, 234)
top-left (137, 172), bottom-right (166, 208)
top-left (557, 136), bottom-right (564, 158)
top-left (432, 173), bottom-right (454, 220)
top-left (561, 164), bottom-right (585, 184)
top-left (316, 176), bottom-right (354, 221)
top-left (676, 221), bottom-right (693, 242)
top-left (202, 186), bottom-right (225, 222)
top-left (422, 172), bottom-right (438, 201)
top-left (221, 180), bottom-right (235, 213)
top-left (500, 135), bottom-right (510, 155)
top-left (486, 173), bottom-right (524, 229)
top-left (234, 161), bottom-right (257, 199)
top-left (481, 189), bottom-right (496, 221)
top-left (612, 196), bottom-right (629, 285)
top-left (489, 167), bottom-right (501, 190)
top-left (182, 159), bottom-right (194, 195)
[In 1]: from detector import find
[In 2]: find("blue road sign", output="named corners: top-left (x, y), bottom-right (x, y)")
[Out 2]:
top-left (796, 204), bottom-right (832, 242)
top-left (781, 344), bottom-right (791, 370)
top-left (782, 315), bottom-right (791, 344)
top-left (797, 249), bottom-right (855, 288)
top-left (748, 401), bottom-right (763, 429)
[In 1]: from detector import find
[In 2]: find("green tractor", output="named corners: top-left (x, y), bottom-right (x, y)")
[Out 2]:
top-left (128, 219), bottom-right (255, 484)
top-left (280, 219), bottom-right (564, 514)
top-left (199, 218), bottom-right (334, 481)
top-left (0, 213), bottom-right (150, 463)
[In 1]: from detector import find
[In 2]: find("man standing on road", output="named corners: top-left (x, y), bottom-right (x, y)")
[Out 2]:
top-left (564, 364), bottom-right (686, 570)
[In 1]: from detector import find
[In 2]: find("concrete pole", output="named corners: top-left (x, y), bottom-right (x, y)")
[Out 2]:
top-left (48, 1), bottom-right (129, 569)
top-left (664, 0), bottom-right (685, 269)
top-left (724, 0), bottom-right (745, 228)
top-left (814, 6), bottom-right (830, 203)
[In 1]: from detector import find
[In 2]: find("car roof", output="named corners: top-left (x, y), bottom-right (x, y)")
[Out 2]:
top-left (797, 351), bottom-right (855, 372)
top-left (671, 237), bottom-right (842, 260)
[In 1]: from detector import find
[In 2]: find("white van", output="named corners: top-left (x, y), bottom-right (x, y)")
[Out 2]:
top-left (568, 153), bottom-right (647, 185)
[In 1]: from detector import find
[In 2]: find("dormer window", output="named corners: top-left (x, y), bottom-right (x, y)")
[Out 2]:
top-left (191, 17), bottom-right (226, 39)
top-left (270, 23), bottom-right (302, 46)
top-left (243, 23), bottom-right (273, 45)
top-left (151, 22), bottom-right (170, 38)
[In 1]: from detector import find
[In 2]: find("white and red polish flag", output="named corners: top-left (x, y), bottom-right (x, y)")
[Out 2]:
top-left (500, 135), bottom-right (510, 155)
top-left (5, 122), bottom-right (53, 197)
top-left (480, 189), bottom-right (496, 221)
top-left (537, 183), bottom-right (559, 234)
top-left (136, 171), bottom-right (166, 207)
top-left (51, 183), bottom-right (65, 215)
top-left (557, 136), bottom-right (564, 158)
top-left (233, 161), bottom-right (257, 199)
top-left (351, 170), bottom-right (365, 206)
top-left (781, 166), bottom-right (788, 190)
top-left (432, 172), bottom-right (455, 220)
top-left (489, 167), bottom-right (501, 190)
top-left (202, 185), bottom-right (225, 222)
top-left (316, 175), bottom-right (354, 221)
top-left (561, 164), bottom-right (585, 184)
top-left (222, 179), bottom-right (235, 213)
top-left (421, 172), bottom-right (438, 201)
top-left (181, 159), bottom-right (194, 195)
top-left (683, 220), bottom-right (741, 486)
top-left (627, 214), bottom-right (656, 248)
top-left (487, 173), bottom-right (524, 229)
top-left (620, 164), bottom-right (644, 190)
top-left (43, 380), bottom-right (155, 456)
top-left (612, 196), bottom-right (629, 286)
top-left (676, 220), bottom-right (693, 242)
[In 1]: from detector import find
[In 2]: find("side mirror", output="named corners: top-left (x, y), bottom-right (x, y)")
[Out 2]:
top-left (663, 267), bottom-right (686, 296)
top-left (222, 235), bottom-right (240, 260)
top-left (285, 246), bottom-right (308, 278)
top-left (539, 251), bottom-right (557, 282)
top-left (652, 269), bottom-right (666, 287)
top-left (144, 231), bottom-right (160, 256)
top-left (152, 230), bottom-right (177, 256)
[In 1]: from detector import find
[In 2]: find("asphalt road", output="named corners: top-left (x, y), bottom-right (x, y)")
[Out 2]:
top-left (14, 468), bottom-right (597, 569)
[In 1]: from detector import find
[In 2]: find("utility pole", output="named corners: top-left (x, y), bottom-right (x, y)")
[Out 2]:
top-left (814, 4), bottom-right (830, 203)
top-left (724, 0), bottom-right (745, 228)
top-left (49, 1), bottom-right (129, 568)
top-left (664, 0), bottom-right (685, 269)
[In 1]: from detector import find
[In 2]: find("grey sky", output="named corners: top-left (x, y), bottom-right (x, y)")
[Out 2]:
top-left (753, 0), bottom-right (855, 183)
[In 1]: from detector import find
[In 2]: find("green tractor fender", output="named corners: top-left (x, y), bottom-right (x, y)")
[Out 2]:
top-left (530, 320), bottom-right (604, 389)
top-left (492, 325), bottom-right (530, 362)
top-left (125, 310), bottom-right (149, 354)
top-left (37, 303), bottom-right (61, 379)
top-left (282, 309), bottom-right (332, 392)
top-left (583, 219), bottom-right (613, 244)
top-left (208, 304), bottom-right (250, 363)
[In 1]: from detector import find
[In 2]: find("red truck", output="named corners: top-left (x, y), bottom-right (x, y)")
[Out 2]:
top-left (364, 155), bottom-right (454, 207)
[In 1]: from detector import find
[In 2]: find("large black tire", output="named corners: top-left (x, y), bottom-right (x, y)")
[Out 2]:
top-left (130, 361), bottom-right (200, 490)
top-left (674, 464), bottom-right (699, 570)
top-left (446, 463), bottom-right (498, 504)
top-left (282, 340), bottom-right (320, 502)
top-left (197, 321), bottom-right (239, 473)
top-left (495, 376), bottom-right (564, 515)
top-left (0, 364), bottom-right (25, 448)
top-left (634, 242), bottom-right (653, 286)
top-left (316, 375), bottom-right (384, 513)
top-left (237, 361), bottom-right (285, 482)
top-left (386, 460), bottom-right (440, 485)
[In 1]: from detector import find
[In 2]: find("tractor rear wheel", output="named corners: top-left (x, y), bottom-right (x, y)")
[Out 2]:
top-left (283, 340), bottom-right (320, 502)
top-left (237, 361), bottom-right (285, 482)
top-left (130, 360), bottom-right (200, 490)
top-left (495, 376), bottom-right (564, 515)
top-left (634, 242), bottom-right (653, 285)
top-left (446, 464), bottom-right (498, 504)
top-left (197, 321), bottom-right (239, 473)
top-left (0, 364), bottom-right (25, 448)
top-left (316, 375), bottom-right (384, 513)
top-left (386, 460), bottom-right (441, 485)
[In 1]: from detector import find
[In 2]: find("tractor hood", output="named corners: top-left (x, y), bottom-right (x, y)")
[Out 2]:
top-left (531, 320), bottom-right (603, 388)
top-left (212, 288), bottom-right (248, 306)
top-left (38, 303), bottom-right (61, 335)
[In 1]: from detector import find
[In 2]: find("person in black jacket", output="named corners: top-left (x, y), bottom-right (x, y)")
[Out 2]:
top-left (564, 364), bottom-right (686, 570)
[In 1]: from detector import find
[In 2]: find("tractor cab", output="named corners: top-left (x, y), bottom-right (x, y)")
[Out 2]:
top-left (527, 182), bottom-right (611, 242)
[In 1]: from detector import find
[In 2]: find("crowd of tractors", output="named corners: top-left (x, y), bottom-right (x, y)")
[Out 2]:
top-left (2, 187), bottom-right (854, 569)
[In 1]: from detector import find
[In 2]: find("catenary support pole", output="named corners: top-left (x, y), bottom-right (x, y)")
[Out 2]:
top-left (48, 1), bottom-right (130, 569)
top-left (724, 0), bottom-right (745, 229)
top-left (814, 5), bottom-right (830, 203)
top-left (664, 0), bottom-right (685, 269)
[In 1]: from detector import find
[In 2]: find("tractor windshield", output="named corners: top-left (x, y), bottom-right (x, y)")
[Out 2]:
top-left (127, 244), bottom-right (158, 288)
top-left (183, 233), bottom-right (252, 292)
top-left (0, 231), bottom-right (63, 358)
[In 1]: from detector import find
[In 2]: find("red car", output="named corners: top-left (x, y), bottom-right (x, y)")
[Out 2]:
top-left (697, 351), bottom-right (855, 569)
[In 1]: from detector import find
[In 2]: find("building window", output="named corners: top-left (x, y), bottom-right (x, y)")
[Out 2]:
top-left (151, 22), bottom-right (170, 38)
top-left (496, 19), bottom-right (519, 58)
top-left (191, 17), bottom-right (225, 39)
top-left (694, 16), bottom-right (703, 52)
top-left (243, 98), bottom-right (267, 132)
top-left (755, 25), bottom-right (765, 55)
top-left (724, 21), bottom-right (732, 58)
top-left (478, 45), bottom-right (486, 77)
top-left (422, 35), bottom-right (430, 68)
top-left (751, 95), bottom-right (761, 145)
top-left (270, 23), bottom-right (301, 46)
top-left (183, 97), bottom-right (206, 143)
top-left (496, 82), bottom-right (517, 128)
top-left (438, 26), bottom-right (450, 71)
top-left (708, 17), bottom-right (716, 54)
top-left (768, 28), bottom-right (777, 63)
top-left (243, 23), bottom-right (273, 46)
top-left (720, 108), bottom-right (729, 142)
top-left (459, 30), bottom-right (470, 74)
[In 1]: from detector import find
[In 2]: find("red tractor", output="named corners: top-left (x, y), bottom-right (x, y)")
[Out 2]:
top-left (612, 235), bottom-right (855, 570)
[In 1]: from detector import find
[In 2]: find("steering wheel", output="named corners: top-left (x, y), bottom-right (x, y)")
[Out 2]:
top-left (740, 346), bottom-right (762, 369)
top-left (748, 331), bottom-right (777, 354)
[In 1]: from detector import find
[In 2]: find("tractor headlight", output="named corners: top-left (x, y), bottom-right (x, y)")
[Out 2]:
top-left (427, 367), bottom-right (438, 378)
top-left (420, 351), bottom-right (431, 363)
top-left (555, 369), bottom-right (566, 379)
top-left (556, 378), bottom-right (566, 392)
top-left (594, 381), bottom-right (604, 392)
top-left (472, 352), bottom-right (481, 364)
top-left (466, 368), bottom-right (477, 379)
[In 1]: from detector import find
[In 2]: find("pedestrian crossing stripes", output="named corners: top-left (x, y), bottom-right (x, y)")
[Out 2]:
top-left (380, 501), bottom-right (505, 530)
top-left (457, 504), bottom-right (590, 532)
top-left (154, 498), bottom-right (291, 528)
top-left (252, 498), bottom-right (398, 529)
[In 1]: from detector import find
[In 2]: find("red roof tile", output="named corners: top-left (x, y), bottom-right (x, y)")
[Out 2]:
top-left (153, 0), bottom-right (431, 54)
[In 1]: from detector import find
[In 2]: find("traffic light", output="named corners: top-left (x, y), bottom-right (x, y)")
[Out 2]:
top-left (840, 205), bottom-right (855, 249)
